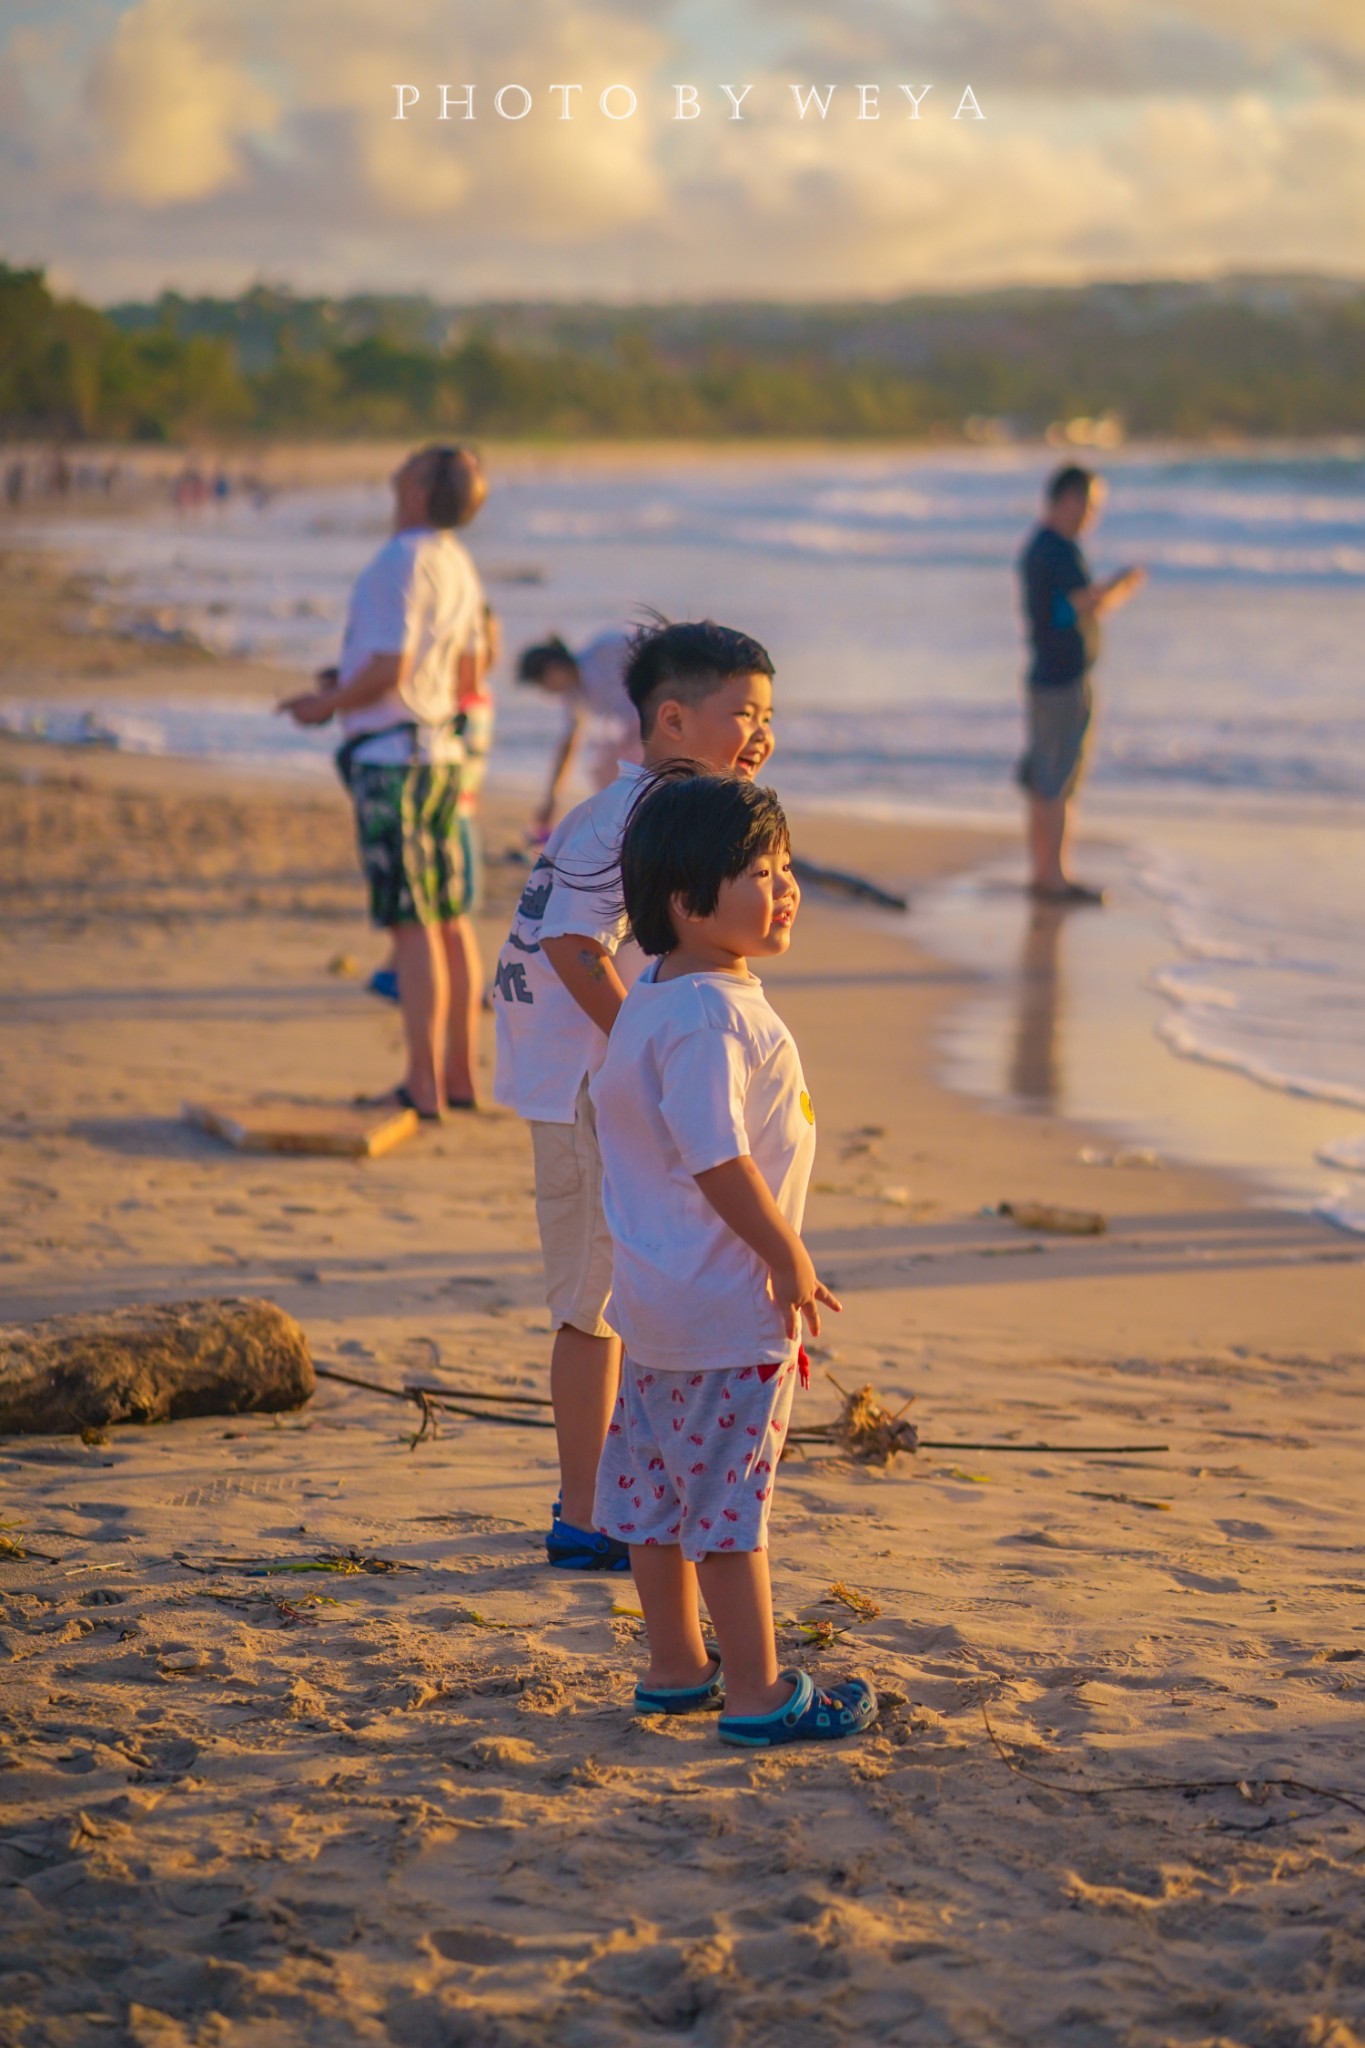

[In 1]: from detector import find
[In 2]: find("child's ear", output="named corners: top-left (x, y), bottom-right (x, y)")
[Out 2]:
top-left (652, 697), bottom-right (686, 744)
top-left (668, 888), bottom-right (695, 935)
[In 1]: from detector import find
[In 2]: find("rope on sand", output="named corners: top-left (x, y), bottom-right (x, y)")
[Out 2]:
top-left (785, 1373), bottom-right (1169, 1463)
top-left (314, 1362), bottom-right (557, 1446)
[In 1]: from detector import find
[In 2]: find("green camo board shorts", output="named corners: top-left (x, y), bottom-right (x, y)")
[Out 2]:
top-left (350, 762), bottom-right (478, 928)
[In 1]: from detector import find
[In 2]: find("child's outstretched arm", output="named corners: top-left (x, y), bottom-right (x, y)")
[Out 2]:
top-left (542, 934), bottom-right (628, 1037)
top-left (693, 1155), bottom-right (841, 1340)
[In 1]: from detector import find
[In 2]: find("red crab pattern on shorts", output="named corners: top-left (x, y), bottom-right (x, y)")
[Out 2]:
top-left (592, 1356), bottom-right (799, 1562)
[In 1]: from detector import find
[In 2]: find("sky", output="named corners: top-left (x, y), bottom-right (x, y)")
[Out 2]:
top-left (3, 0), bottom-right (1364, 304)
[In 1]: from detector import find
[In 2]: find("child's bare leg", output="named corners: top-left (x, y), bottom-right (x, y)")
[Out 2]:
top-left (550, 1324), bottom-right (621, 1529)
top-left (695, 1550), bottom-right (793, 1718)
top-left (629, 1545), bottom-right (714, 1690)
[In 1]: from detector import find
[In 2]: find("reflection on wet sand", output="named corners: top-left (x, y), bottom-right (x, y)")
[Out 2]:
top-left (1008, 899), bottom-right (1067, 1110)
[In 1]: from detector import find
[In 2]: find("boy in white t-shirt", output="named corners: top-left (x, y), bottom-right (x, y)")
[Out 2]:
top-left (590, 774), bottom-right (877, 1747)
top-left (492, 622), bottom-right (779, 1570)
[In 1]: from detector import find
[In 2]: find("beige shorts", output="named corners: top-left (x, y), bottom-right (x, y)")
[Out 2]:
top-left (530, 1078), bottom-right (615, 1339)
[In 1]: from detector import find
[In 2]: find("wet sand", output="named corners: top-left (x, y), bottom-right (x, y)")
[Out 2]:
top-left (2, 556), bottom-right (1364, 2046)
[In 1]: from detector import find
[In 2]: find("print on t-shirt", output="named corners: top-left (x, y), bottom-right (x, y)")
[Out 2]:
top-left (491, 761), bottom-right (646, 1125)
top-left (492, 861), bottom-right (554, 1006)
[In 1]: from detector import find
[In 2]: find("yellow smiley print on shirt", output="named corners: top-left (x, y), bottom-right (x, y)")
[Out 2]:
top-left (800, 1090), bottom-right (815, 1125)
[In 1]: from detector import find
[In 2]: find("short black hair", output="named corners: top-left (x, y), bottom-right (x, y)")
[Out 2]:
top-left (420, 445), bottom-right (484, 528)
top-left (624, 619), bottom-right (774, 739)
top-left (621, 770), bottom-right (791, 957)
top-left (516, 636), bottom-right (576, 685)
top-left (1046, 463), bottom-right (1096, 505)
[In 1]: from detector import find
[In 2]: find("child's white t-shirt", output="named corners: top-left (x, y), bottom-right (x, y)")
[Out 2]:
top-left (592, 965), bottom-right (817, 1374)
top-left (492, 761), bottom-right (646, 1124)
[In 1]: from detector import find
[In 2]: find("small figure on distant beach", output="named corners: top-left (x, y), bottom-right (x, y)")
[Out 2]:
top-left (591, 773), bottom-right (876, 1747)
top-left (279, 445), bottom-right (492, 1117)
top-left (1017, 464), bottom-right (1145, 903)
top-left (516, 628), bottom-right (642, 839)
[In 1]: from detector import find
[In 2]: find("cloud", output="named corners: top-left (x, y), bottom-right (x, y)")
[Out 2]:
top-left (274, 0), bottom-right (671, 235)
top-left (85, 0), bottom-right (278, 203)
top-left (742, 0), bottom-right (1365, 96)
top-left (0, 0), bottom-right (1362, 300)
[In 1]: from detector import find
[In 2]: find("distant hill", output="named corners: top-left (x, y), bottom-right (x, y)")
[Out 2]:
top-left (7, 266), bottom-right (1364, 442)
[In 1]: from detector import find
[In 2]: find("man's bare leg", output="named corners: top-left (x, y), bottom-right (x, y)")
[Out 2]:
top-left (440, 916), bottom-right (482, 1107)
top-left (393, 922), bottom-right (447, 1114)
top-left (1028, 793), bottom-right (1069, 893)
top-left (550, 1323), bottom-right (621, 1529)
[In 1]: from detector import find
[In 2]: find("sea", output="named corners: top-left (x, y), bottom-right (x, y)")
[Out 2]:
top-left (7, 446), bottom-right (1365, 1231)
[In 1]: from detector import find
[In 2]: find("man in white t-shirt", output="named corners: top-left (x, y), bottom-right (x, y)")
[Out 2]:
top-left (280, 445), bottom-right (491, 1117)
top-left (492, 620), bottom-right (778, 1569)
top-left (516, 629), bottom-right (642, 835)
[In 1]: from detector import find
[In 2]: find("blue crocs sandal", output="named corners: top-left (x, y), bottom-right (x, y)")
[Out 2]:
top-left (717, 1667), bottom-right (877, 1748)
top-left (368, 967), bottom-right (400, 1004)
top-left (635, 1653), bottom-right (725, 1717)
top-left (545, 1518), bottom-right (632, 1572)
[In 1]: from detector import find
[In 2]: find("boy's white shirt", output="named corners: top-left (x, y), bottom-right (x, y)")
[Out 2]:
top-left (491, 760), bottom-right (646, 1124)
top-left (591, 964), bottom-right (817, 1374)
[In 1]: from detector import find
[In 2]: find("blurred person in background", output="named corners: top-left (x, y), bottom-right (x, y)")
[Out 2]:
top-left (280, 444), bottom-right (491, 1117)
top-left (517, 628), bottom-right (642, 841)
top-left (1017, 464), bottom-right (1145, 903)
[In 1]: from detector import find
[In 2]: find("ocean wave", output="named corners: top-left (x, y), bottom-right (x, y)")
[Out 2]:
top-left (1317, 1134), bottom-right (1365, 1174)
top-left (1314, 1187), bottom-right (1365, 1235)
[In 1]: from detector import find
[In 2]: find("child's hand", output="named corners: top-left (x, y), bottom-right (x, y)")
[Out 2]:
top-left (770, 1246), bottom-right (843, 1340)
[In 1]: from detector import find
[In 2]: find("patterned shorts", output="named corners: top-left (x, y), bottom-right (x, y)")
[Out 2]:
top-left (593, 1357), bottom-right (798, 1562)
top-left (349, 763), bottom-right (478, 929)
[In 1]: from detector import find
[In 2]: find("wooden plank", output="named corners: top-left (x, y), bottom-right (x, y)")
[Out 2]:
top-left (183, 1098), bottom-right (419, 1159)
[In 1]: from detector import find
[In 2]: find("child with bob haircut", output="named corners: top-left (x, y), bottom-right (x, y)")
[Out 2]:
top-left (590, 772), bottom-right (877, 1747)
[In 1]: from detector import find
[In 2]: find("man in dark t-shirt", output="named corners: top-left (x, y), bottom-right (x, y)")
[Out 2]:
top-left (1016, 465), bottom-right (1145, 902)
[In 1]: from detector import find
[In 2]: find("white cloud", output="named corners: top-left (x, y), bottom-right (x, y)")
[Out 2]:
top-left (85, 0), bottom-right (278, 204)
top-left (0, 0), bottom-right (1362, 298)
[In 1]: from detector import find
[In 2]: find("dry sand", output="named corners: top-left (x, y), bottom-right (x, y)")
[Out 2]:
top-left (2, 554), bottom-right (1364, 2048)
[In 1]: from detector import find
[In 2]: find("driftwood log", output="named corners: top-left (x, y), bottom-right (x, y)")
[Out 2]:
top-left (0, 1297), bottom-right (315, 1435)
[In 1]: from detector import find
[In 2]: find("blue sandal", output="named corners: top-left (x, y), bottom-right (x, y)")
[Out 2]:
top-left (718, 1667), bottom-right (877, 1748)
top-left (545, 1517), bottom-right (631, 1572)
top-left (635, 1654), bottom-right (724, 1717)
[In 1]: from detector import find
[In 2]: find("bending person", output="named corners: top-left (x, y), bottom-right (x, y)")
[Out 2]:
top-left (516, 628), bottom-right (641, 838)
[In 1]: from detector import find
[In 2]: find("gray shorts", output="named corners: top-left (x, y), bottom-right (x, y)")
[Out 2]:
top-left (1017, 678), bottom-right (1093, 802)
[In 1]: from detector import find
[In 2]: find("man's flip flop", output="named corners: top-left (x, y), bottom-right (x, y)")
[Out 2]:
top-left (717, 1667), bottom-right (877, 1748)
top-left (1030, 881), bottom-right (1106, 906)
top-left (353, 1084), bottom-right (442, 1123)
top-left (635, 1653), bottom-right (724, 1717)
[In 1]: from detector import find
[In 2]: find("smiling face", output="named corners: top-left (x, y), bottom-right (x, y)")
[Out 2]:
top-left (646, 670), bottom-right (775, 779)
top-left (671, 837), bottom-right (800, 971)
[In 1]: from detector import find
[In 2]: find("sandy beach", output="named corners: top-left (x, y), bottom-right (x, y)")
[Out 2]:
top-left (3, 552), bottom-right (1365, 2048)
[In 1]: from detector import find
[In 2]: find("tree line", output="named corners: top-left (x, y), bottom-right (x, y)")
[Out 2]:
top-left (4, 263), bottom-right (1363, 443)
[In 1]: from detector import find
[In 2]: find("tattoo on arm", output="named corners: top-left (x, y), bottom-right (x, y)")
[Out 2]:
top-left (578, 949), bottom-right (608, 983)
